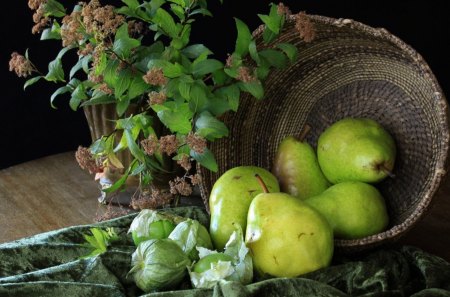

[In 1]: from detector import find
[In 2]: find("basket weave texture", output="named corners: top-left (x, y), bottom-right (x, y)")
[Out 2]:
top-left (199, 14), bottom-right (450, 252)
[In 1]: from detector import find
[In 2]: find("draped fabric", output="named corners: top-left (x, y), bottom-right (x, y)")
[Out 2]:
top-left (1, 206), bottom-right (449, 297)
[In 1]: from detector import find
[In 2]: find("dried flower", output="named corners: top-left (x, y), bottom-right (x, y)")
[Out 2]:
top-left (225, 54), bottom-right (234, 68)
top-left (295, 12), bottom-right (316, 43)
top-left (148, 91), bottom-right (167, 105)
top-left (75, 146), bottom-right (102, 174)
top-left (32, 6), bottom-right (50, 34)
top-left (177, 154), bottom-right (192, 171)
top-left (236, 66), bottom-right (256, 83)
top-left (159, 135), bottom-right (178, 156)
top-left (77, 43), bottom-right (95, 56)
top-left (9, 52), bottom-right (34, 78)
top-left (169, 177), bottom-right (193, 196)
top-left (95, 203), bottom-right (131, 222)
top-left (141, 135), bottom-right (159, 156)
top-left (61, 10), bottom-right (83, 46)
top-left (98, 83), bottom-right (113, 95)
top-left (28, 0), bottom-right (46, 10)
top-left (143, 68), bottom-right (167, 86)
top-left (81, 0), bottom-right (125, 41)
top-left (131, 187), bottom-right (173, 210)
top-left (88, 72), bottom-right (104, 84)
top-left (189, 174), bottom-right (202, 186)
top-left (186, 132), bottom-right (207, 154)
top-left (277, 3), bottom-right (292, 16)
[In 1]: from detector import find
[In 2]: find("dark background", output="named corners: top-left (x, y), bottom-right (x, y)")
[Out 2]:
top-left (1, 0), bottom-right (448, 169)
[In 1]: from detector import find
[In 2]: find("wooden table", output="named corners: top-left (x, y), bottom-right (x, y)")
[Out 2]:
top-left (1, 152), bottom-right (449, 262)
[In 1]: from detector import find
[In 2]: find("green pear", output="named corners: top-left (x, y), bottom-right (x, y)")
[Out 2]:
top-left (272, 130), bottom-right (329, 199)
top-left (245, 176), bottom-right (333, 278)
top-left (209, 166), bottom-right (279, 250)
top-left (305, 181), bottom-right (389, 239)
top-left (317, 118), bottom-right (396, 184)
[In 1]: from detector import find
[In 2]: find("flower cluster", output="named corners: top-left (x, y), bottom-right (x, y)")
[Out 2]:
top-left (10, 0), bottom-right (301, 210)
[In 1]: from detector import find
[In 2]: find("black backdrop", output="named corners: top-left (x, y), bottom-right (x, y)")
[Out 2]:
top-left (1, 0), bottom-right (449, 169)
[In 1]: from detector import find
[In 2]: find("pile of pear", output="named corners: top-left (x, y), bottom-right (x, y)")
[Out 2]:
top-left (208, 117), bottom-right (396, 280)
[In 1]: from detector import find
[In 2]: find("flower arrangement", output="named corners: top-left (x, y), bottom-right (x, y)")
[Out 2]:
top-left (9, 0), bottom-right (314, 209)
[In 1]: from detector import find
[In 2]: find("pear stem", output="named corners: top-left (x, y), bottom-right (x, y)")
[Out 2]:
top-left (254, 174), bottom-right (269, 193)
top-left (381, 165), bottom-right (396, 178)
top-left (297, 124), bottom-right (311, 142)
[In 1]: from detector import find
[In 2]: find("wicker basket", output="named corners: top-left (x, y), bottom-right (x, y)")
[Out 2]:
top-left (198, 14), bottom-right (450, 252)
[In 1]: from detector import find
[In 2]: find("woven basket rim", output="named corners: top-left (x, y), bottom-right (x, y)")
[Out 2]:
top-left (201, 13), bottom-right (450, 249)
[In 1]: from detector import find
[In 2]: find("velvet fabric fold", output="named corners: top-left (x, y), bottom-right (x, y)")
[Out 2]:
top-left (1, 206), bottom-right (449, 297)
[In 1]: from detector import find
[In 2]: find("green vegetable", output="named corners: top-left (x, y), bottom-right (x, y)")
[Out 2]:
top-left (168, 218), bottom-right (213, 260)
top-left (128, 209), bottom-right (184, 245)
top-left (188, 226), bottom-right (252, 288)
top-left (129, 239), bottom-right (191, 292)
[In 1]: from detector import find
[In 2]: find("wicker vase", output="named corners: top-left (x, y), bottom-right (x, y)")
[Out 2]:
top-left (199, 14), bottom-right (449, 252)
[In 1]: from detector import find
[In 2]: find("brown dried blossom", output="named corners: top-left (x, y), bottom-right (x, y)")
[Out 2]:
top-left (295, 12), bottom-right (316, 43)
top-left (159, 135), bottom-right (178, 156)
top-left (32, 6), bottom-right (49, 34)
top-left (88, 72), bottom-right (104, 84)
top-left (77, 43), bottom-right (95, 56)
top-left (177, 154), bottom-right (192, 171)
top-left (189, 174), bottom-right (202, 186)
top-left (95, 204), bottom-right (130, 222)
top-left (128, 20), bottom-right (145, 36)
top-left (148, 91), bottom-right (167, 105)
top-left (277, 3), bottom-right (292, 17)
top-left (81, 0), bottom-right (125, 41)
top-left (131, 187), bottom-right (173, 210)
top-left (169, 177), bottom-right (193, 196)
top-left (75, 146), bottom-right (102, 174)
top-left (225, 54), bottom-right (234, 68)
top-left (98, 83), bottom-right (113, 95)
top-left (28, 0), bottom-right (46, 10)
top-left (143, 68), bottom-right (167, 86)
top-left (141, 135), bottom-right (159, 156)
top-left (61, 11), bottom-right (83, 47)
top-left (9, 52), bottom-right (34, 78)
top-left (186, 132), bottom-right (207, 154)
top-left (236, 66), bottom-right (256, 83)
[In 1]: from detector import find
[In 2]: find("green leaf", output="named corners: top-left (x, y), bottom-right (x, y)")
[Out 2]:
top-left (50, 85), bottom-right (71, 108)
top-left (248, 40), bottom-right (260, 64)
top-left (81, 95), bottom-right (115, 107)
top-left (215, 84), bottom-right (240, 112)
top-left (45, 58), bottom-right (64, 82)
top-left (276, 43), bottom-right (298, 62)
top-left (155, 102), bottom-right (193, 134)
top-left (191, 59), bottom-right (223, 78)
top-left (70, 56), bottom-right (90, 79)
top-left (189, 83), bottom-right (208, 112)
top-left (259, 49), bottom-right (288, 68)
top-left (24, 76), bottom-right (42, 90)
top-left (125, 129), bottom-right (145, 162)
top-left (179, 80), bottom-right (191, 99)
top-left (113, 24), bottom-right (141, 58)
top-left (258, 14), bottom-right (280, 34)
top-left (191, 148), bottom-right (218, 172)
top-left (115, 69), bottom-right (132, 99)
top-left (182, 44), bottom-right (212, 59)
top-left (169, 0), bottom-right (186, 7)
top-left (147, 59), bottom-right (184, 78)
top-left (41, 21), bottom-right (61, 40)
top-left (234, 18), bottom-right (252, 56)
top-left (43, 0), bottom-right (66, 18)
top-left (153, 8), bottom-right (180, 38)
top-left (70, 84), bottom-right (88, 110)
top-left (122, 0), bottom-right (140, 9)
top-left (239, 80), bottom-right (264, 99)
top-left (189, 8), bottom-right (212, 17)
top-left (170, 4), bottom-right (185, 20)
top-left (204, 97), bottom-right (230, 116)
top-left (103, 170), bottom-right (130, 193)
top-left (116, 99), bottom-right (131, 116)
top-left (195, 111), bottom-right (229, 140)
top-left (128, 75), bottom-right (149, 99)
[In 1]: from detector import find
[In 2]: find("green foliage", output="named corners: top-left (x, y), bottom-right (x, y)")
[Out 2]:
top-left (13, 0), bottom-right (300, 193)
top-left (81, 228), bottom-right (120, 259)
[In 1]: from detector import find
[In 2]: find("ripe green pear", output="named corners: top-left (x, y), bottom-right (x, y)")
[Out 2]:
top-left (209, 166), bottom-right (279, 250)
top-left (272, 135), bottom-right (329, 199)
top-left (317, 118), bottom-right (396, 184)
top-left (305, 181), bottom-right (389, 239)
top-left (245, 185), bottom-right (333, 278)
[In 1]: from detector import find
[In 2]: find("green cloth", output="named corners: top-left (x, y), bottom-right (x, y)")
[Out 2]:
top-left (0, 206), bottom-right (449, 297)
